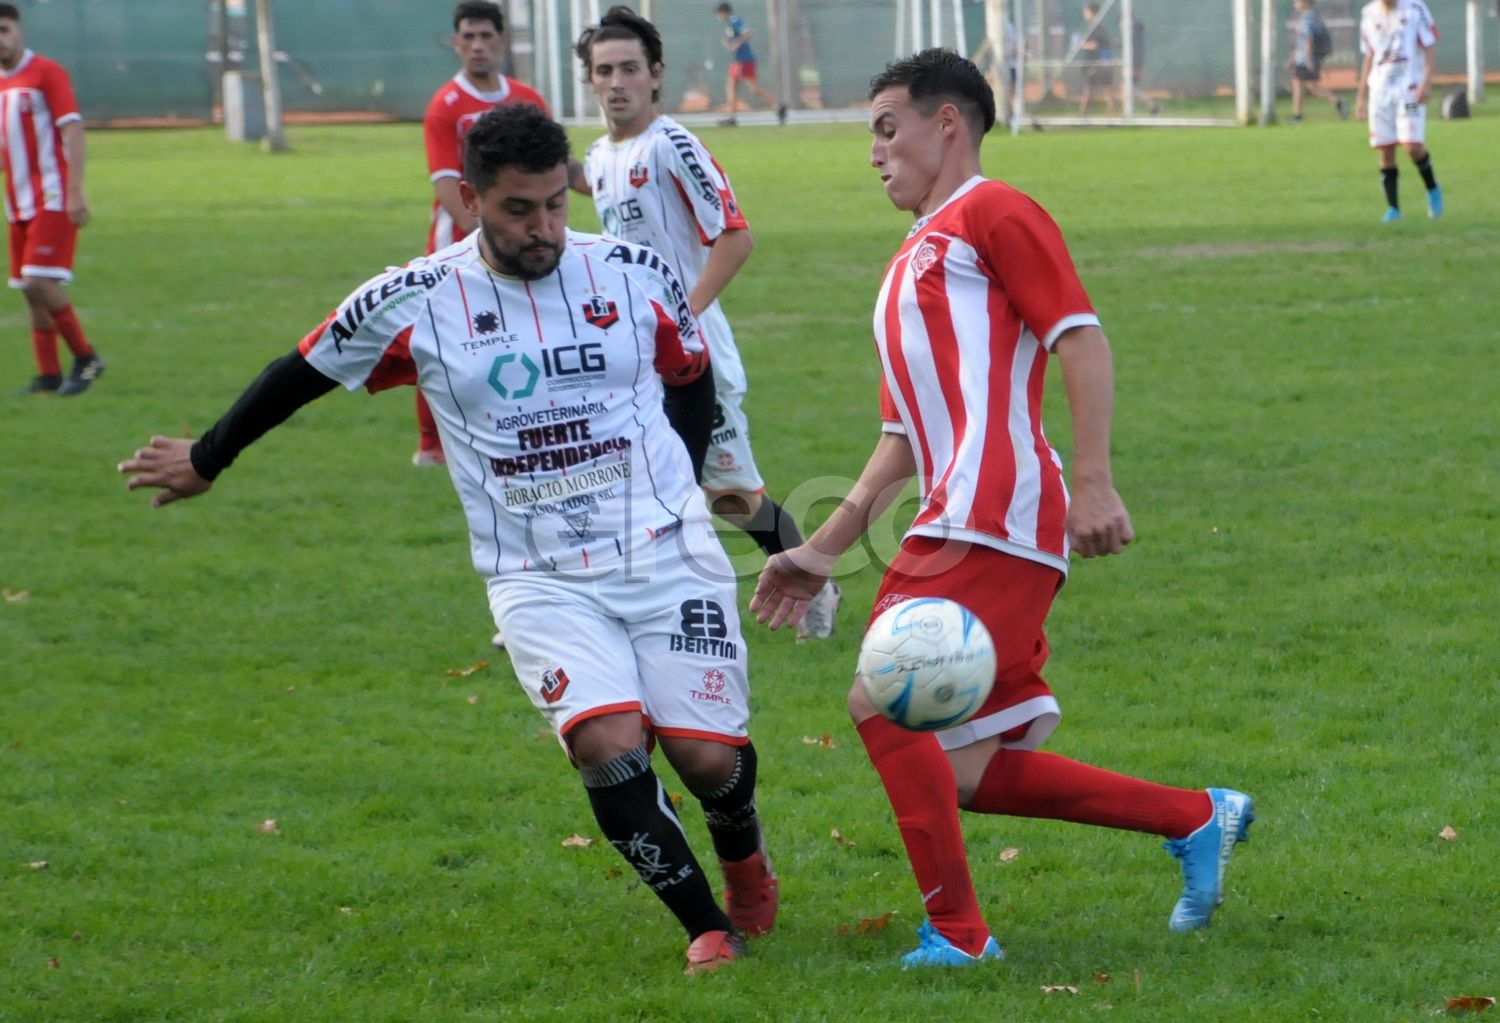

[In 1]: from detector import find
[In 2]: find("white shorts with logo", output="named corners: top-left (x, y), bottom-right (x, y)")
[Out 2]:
top-left (698, 303), bottom-right (765, 495)
top-left (1367, 89), bottom-right (1426, 147)
top-left (486, 516), bottom-right (750, 744)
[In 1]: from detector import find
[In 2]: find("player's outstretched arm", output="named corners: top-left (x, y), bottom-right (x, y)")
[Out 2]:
top-left (750, 432), bottom-right (916, 629)
top-left (1055, 324), bottom-right (1134, 558)
top-left (119, 349), bottom-right (339, 509)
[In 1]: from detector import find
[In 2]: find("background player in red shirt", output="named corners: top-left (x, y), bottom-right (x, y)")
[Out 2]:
top-left (0, 3), bottom-right (102, 396)
top-left (753, 49), bottom-right (1254, 966)
top-left (412, 1), bottom-right (547, 466)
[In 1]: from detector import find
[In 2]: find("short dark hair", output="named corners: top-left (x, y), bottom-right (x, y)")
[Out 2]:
top-left (576, 6), bottom-right (665, 102)
top-left (453, 1), bottom-right (504, 34)
top-left (868, 48), bottom-right (996, 139)
top-left (716, 3), bottom-right (734, 13)
top-left (0, 4), bottom-right (20, 22)
top-left (462, 104), bottom-right (570, 194)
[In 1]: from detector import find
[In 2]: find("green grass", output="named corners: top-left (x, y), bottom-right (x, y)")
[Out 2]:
top-left (3, 112), bottom-right (1498, 1021)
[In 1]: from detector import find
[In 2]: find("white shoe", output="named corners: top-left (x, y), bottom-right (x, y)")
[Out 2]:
top-left (411, 447), bottom-right (445, 467)
top-left (491, 630), bottom-right (506, 650)
top-left (796, 581), bottom-right (841, 642)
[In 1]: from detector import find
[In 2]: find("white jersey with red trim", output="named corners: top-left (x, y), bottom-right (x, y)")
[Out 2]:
top-left (299, 229), bottom-right (709, 577)
top-left (583, 116), bottom-right (750, 395)
top-left (0, 50), bottom-right (81, 224)
top-left (1360, 0), bottom-right (1439, 98)
top-left (874, 176), bottom-right (1100, 575)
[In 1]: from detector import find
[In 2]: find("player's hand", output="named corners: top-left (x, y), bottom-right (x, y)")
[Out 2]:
top-left (750, 544), bottom-right (836, 630)
top-left (1354, 98), bottom-right (1367, 119)
top-left (118, 436), bottom-right (213, 508)
top-left (65, 192), bottom-right (90, 228)
top-left (1415, 82), bottom-right (1430, 103)
top-left (1067, 479), bottom-right (1134, 558)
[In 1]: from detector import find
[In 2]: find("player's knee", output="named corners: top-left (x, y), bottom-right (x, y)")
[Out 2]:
top-left (660, 735), bottom-right (737, 792)
top-left (709, 490), bottom-right (758, 519)
top-left (846, 678), bottom-right (879, 724)
top-left (566, 711), bottom-right (647, 770)
top-left (18, 278), bottom-right (55, 306)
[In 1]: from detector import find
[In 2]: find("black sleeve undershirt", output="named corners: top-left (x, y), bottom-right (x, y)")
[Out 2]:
top-left (189, 350), bottom-right (341, 481)
top-left (661, 368), bottom-right (716, 485)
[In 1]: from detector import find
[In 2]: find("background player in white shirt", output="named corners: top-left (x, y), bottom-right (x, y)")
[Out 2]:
top-left (575, 5), bottom-right (840, 641)
top-left (119, 106), bottom-right (775, 976)
top-left (752, 50), bottom-right (1253, 967)
top-left (1354, 0), bottom-right (1443, 221)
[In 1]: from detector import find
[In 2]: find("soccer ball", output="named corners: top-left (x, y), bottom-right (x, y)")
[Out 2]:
top-left (857, 598), bottom-right (996, 731)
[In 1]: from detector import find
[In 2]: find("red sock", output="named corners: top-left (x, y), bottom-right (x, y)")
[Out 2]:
top-left (50, 305), bottom-right (92, 358)
top-left (415, 390), bottom-right (440, 451)
top-left (31, 327), bottom-right (60, 376)
top-left (968, 748), bottom-right (1212, 839)
top-left (856, 716), bottom-right (989, 955)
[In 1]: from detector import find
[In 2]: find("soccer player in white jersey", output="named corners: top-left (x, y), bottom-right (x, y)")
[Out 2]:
top-left (574, 5), bottom-right (841, 642)
top-left (752, 50), bottom-right (1254, 967)
top-left (119, 105), bottom-right (777, 975)
top-left (1354, 0), bottom-right (1442, 221)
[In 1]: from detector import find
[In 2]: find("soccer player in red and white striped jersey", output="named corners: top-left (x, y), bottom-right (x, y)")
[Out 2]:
top-left (0, 3), bottom-right (102, 396)
top-left (753, 49), bottom-right (1254, 965)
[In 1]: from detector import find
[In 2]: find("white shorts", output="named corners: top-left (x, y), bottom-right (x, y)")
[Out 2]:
top-left (1368, 90), bottom-right (1426, 147)
top-left (698, 304), bottom-right (765, 496)
top-left (486, 517), bottom-right (750, 744)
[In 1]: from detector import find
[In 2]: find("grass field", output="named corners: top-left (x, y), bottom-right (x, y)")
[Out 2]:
top-left (3, 109), bottom-right (1498, 1021)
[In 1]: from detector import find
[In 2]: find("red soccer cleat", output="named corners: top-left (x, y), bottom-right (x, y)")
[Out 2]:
top-left (683, 929), bottom-right (746, 975)
top-left (721, 849), bottom-right (779, 936)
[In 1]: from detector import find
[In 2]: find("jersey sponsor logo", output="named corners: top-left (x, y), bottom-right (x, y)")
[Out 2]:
top-left (474, 310), bottom-right (501, 334)
top-left (487, 343), bottom-right (607, 400)
top-left (692, 667), bottom-right (734, 706)
top-left (601, 197), bottom-right (646, 236)
top-left (490, 435), bottom-right (632, 477)
top-left (487, 352), bottom-right (541, 399)
top-left (539, 665), bottom-right (571, 704)
top-left (502, 460), bottom-right (632, 508)
top-left (872, 592), bottom-right (914, 617)
top-left (628, 162), bottom-right (649, 188)
top-left (601, 242), bottom-right (695, 340)
top-left (670, 599), bottom-right (740, 659)
top-left (663, 127), bottom-right (722, 210)
top-left (329, 265), bottom-right (452, 351)
top-left (581, 295), bottom-right (620, 329)
top-left (494, 400), bottom-right (609, 431)
top-left (911, 240), bottom-right (940, 280)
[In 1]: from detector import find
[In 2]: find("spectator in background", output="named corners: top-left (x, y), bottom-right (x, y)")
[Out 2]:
top-left (1076, 3), bottom-right (1117, 117)
top-left (1289, 0), bottom-right (1348, 121)
top-left (1129, 17), bottom-right (1163, 115)
top-left (0, 3), bottom-right (102, 397)
top-left (713, 3), bottom-right (786, 126)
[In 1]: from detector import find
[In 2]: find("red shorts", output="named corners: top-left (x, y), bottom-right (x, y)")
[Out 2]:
top-left (730, 60), bottom-right (757, 82)
top-left (8, 210), bottom-right (77, 288)
top-left (869, 536), bottom-right (1064, 750)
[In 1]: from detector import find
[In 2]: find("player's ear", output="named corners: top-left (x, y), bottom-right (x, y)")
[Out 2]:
top-left (458, 179), bottom-right (480, 217)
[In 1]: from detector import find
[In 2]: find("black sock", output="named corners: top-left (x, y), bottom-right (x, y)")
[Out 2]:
top-left (1414, 152), bottom-right (1438, 191)
top-left (741, 498), bottom-right (804, 556)
top-left (688, 742), bottom-right (762, 863)
top-left (581, 747), bottom-right (732, 939)
top-left (1381, 166), bottom-right (1399, 209)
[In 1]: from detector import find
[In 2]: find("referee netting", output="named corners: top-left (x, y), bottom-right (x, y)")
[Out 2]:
top-left (16, 0), bottom-right (1494, 126)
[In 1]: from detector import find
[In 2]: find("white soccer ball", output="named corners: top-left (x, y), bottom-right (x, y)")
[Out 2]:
top-left (857, 598), bottom-right (996, 732)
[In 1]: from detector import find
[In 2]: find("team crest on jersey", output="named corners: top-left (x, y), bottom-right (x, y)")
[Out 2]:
top-left (628, 163), bottom-right (649, 188)
top-left (581, 295), bottom-right (620, 329)
top-left (539, 666), bottom-right (571, 704)
top-left (910, 241), bottom-right (941, 280)
top-left (473, 310), bottom-right (500, 334)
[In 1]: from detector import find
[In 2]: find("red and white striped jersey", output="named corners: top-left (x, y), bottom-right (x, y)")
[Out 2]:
top-left (422, 73), bottom-right (548, 253)
top-left (1359, 0), bottom-right (1439, 98)
top-left (0, 50), bottom-right (81, 224)
top-left (299, 229), bottom-right (707, 577)
top-left (874, 176), bottom-right (1100, 574)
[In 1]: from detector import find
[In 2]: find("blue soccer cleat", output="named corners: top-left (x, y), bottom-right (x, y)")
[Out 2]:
top-left (900, 920), bottom-right (1005, 968)
top-left (1164, 787), bottom-right (1255, 932)
top-left (1427, 186), bottom-right (1443, 219)
top-left (1381, 207), bottom-right (1403, 223)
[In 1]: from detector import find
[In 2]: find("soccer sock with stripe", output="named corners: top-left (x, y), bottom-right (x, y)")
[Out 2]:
top-left (741, 498), bottom-right (804, 555)
top-left (688, 741), bottom-right (762, 863)
top-left (966, 748), bottom-right (1213, 839)
top-left (856, 716), bottom-right (990, 956)
top-left (1414, 152), bottom-right (1438, 191)
top-left (30, 327), bottom-right (61, 377)
top-left (1381, 166), bottom-right (1400, 209)
top-left (50, 305), bottom-right (93, 359)
top-left (580, 746), bottom-right (733, 939)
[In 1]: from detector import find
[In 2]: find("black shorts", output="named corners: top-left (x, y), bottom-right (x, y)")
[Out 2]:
top-left (1294, 63), bottom-right (1321, 82)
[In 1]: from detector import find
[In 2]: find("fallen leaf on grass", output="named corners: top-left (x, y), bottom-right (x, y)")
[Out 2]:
top-left (836, 910), bottom-right (896, 935)
top-left (1041, 984), bottom-right (1079, 995)
top-left (1446, 996), bottom-right (1496, 1013)
top-left (1093, 972), bottom-right (1111, 985)
top-left (1133, 969), bottom-right (1142, 992)
top-left (465, 694), bottom-right (481, 705)
top-left (561, 834), bottom-right (593, 849)
top-left (830, 828), bottom-right (856, 847)
top-left (339, 906), bottom-right (357, 916)
top-left (669, 792), bottom-right (683, 810)
top-left (801, 734), bottom-right (837, 749)
top-left (604, 868), bottom-right (622, 880)
top-left (47, 957), bottom-right (60, 970)
top-left (3, 588), bottom-right (30, 604)
top-left (998, 847), bottom-right (1020, 863)
top-left (257, 819), bottom-right (281, 835)
top-left (27, 861), bottom-right (48, 871)
top-left (1439, 825), bottom-right (1459, 841)
top-left (71, 931), bottom-right (82, 942)
top-left (446, 661), bottom-right (490, 678)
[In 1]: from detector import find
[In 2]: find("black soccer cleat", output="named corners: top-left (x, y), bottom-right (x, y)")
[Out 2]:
top-left (57, 353), bottom-right (105, 397)
top-left (20, 373), bottom-right (62, 395)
